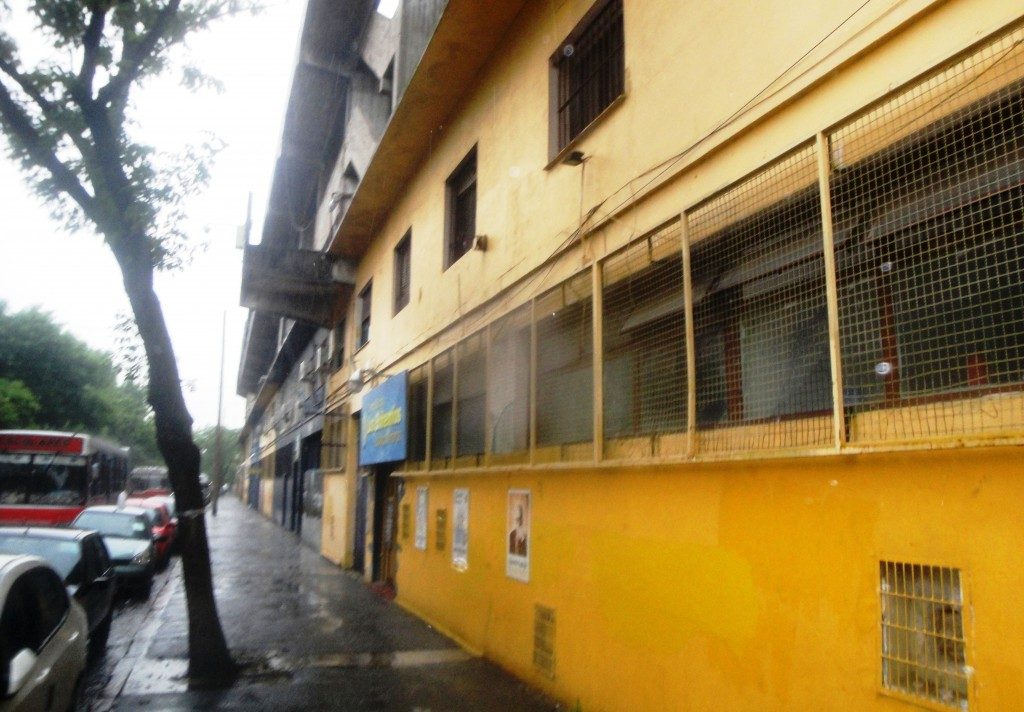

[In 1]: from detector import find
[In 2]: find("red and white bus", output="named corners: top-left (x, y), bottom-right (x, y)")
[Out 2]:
top-left (0, 430), bottom-right (130, 525)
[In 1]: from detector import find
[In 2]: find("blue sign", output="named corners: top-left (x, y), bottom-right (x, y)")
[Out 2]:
top-left (359, 371), bottom-right (409, 465)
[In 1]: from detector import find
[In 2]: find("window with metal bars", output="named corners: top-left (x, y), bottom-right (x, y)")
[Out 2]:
top-left (394, 230), bottom-right (411, 314)
top-left (879, 561), bottom-right (968, 708)
top-left (536, 272), bottom-right (594, 451)
top-left (552, 0), bottom-right (624, 153)
top-left (330, 320), bottom-right (346, 371)
top-left (321, 407), bottom-right (348, 470)
top-left (602, 222), bottom-right (687, 453)
top-left (445, 147), bottom-right (477, 269)
top-left (357, 281), bottom-right (372, 348)
top-left (688, 148), bottom-right (834, 451)
top-left (456, 332), bottom-right (486, 460)
top-left (832, 51), bottom-right (1024, 441)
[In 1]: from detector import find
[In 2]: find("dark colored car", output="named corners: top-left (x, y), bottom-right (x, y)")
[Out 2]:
top-left (0, 527), bottom-right (116, 657)
top-left (71, 506), bottom-right (156, 599)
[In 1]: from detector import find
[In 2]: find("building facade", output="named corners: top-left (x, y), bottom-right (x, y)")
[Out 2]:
top-left (240, 0), bottom-right (1024, 709)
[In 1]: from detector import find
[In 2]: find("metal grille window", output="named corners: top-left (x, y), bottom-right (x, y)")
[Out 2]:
top-left (688, 147), bottom-right (833, 453)
top-left (321, 407), bottom-right (348, 470)
top-left (487, 306), bottom-right (532, 459)
top-left (358, 281), bottom-right (372, 348)
top-left (553, 0), bottom-right (624, 152)
top-left (330, 321), bottom-right (346, 371)
top-left (601, 222), bottom-right (687, 457)
top-left (394, 230), bottom-right (411, 314)
top-left (456, 332), bottom-right (486, 461)
top-left (536, 271), bottom-right (594, 453)
top-left (880, 562), bottom-right (968, 708)
top-left (431, 350), bottom-right (454, 462)
top-left (445, 147), bottom-right (477, 269)
top-left (831, 28), bottom-right (1024, 442)
top-left (407, 365), bottom-right (428, 463)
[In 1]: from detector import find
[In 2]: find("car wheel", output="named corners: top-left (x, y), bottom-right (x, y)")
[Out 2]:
top-left (137, 576), bottom-right (153, 600)
top-left (89, 609), bottom-right (112, 660)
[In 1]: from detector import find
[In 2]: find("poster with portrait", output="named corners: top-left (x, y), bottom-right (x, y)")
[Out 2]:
top-left (506, 488), bottom-right (530, 582)
top-left (452, 488), bottom-right (469, 571)
top-left (414, 486), bottom-right (428, 550)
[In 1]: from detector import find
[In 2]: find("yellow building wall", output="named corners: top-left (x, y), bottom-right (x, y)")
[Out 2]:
top-left (397, 447), bottom-right (1024, 711)
top-left (260, 477), bottom-right (274, 519)
top-left (321, 471), bottom-right (352, 567)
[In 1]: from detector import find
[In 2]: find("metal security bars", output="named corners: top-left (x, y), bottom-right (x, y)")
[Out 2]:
top-left (830, 26), bottom-right (1024, 443)
top-left (601, 221), bottom-right (688, 458)
top-left (397, 22), bottom-right (1024, 473)
top-left (879, 562), bottom-right (968, 708)
top-left (687, 147), bottom-right (833, 453)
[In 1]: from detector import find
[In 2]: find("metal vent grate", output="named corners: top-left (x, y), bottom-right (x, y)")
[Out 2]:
top-left (880, 561), bottom-right (968, 708)
top-left (533, 604), bottom-right (556, 678)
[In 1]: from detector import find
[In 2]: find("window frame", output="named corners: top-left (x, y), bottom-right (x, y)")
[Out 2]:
top-left (393, 230), bottom-right (412, 314)
top-left (357, 281), bottom-right (372, 349)
top-left (444, 147), bottom-right (478, 270)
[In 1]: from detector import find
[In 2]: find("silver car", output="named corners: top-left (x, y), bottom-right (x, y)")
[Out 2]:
top-left (0, 554), bottom-right (88, 711)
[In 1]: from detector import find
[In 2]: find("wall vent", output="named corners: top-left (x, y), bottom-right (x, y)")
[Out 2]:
top-left (880, 561), bottom-right (968, 709)
top-left (533, 604), bottom-right (556, 678)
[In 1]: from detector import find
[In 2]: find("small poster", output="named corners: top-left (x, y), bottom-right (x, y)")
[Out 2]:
top-left (452, 488), bottom-right (469, 571)
top-left (414, 486), bottom-right (428, 550)
top-left (506, 488), bottom-right (530, 582)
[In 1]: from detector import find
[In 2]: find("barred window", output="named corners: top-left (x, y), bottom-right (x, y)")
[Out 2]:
top-left (601, 222), bottom-right (687, 456)
top-left (456, 332), bottom-right (486, 460)
top-left (831, 28), bottom-right (1024, 441)
top-left (552, 0), bottom-right (624, 152)
top-left (321, 407), bottom-right (348, 470)
top-left (394, 230), bottom-right (411, 314)
top-left (536, 271), bottom-right (594, 452)
top-left (445, 147), bottom-right (477, 269)
top-left (357, 281), bottom-right (372, 348)
top-left (688, 147), bottom-right (833, 452)
top-left (330, 320), bottom-right (345, 371)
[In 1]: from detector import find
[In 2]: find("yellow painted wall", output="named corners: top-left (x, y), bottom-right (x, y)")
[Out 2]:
top-left (260, 478), bottom-right (274, 519)
top-left (321, 471), bottom-right (352, 567)
top-left (397, 447), bottom-right (1024, 710)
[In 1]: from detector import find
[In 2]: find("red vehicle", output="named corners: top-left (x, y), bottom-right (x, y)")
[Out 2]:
top-left (0, 430), bottom-right (129, 526)
top-left (124, 498), bottom-right (176, 565)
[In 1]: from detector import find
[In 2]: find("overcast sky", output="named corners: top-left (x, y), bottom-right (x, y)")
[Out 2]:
top-left (0, 1), bottom-right (308, 430)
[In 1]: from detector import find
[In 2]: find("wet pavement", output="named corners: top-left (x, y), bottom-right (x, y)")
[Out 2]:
top-left (83, 496), bottom-right (557, 711)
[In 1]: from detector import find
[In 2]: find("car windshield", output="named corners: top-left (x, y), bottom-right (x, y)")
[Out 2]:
top-left (74, 511), bottom-right (150, 539)
top-left (0, 535), bottom-right (81, 580)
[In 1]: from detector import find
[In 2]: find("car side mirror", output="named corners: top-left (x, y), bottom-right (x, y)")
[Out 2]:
top-left (7, 648), bottom-right (37, 697)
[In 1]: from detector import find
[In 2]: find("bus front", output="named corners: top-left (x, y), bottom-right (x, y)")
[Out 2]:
top-left (0, 431), bottom-right (90, 525)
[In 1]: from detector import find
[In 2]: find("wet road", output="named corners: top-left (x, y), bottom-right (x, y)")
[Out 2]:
top-left (81, 497), bottom-right (558, 711)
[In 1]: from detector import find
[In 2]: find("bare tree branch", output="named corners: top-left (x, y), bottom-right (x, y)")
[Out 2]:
top-left (78, 2), bottom-right (108, 99)
top-left (98, 0), bottom-right (181, 108)
top-left (0, 78), bottom-right (97, 220)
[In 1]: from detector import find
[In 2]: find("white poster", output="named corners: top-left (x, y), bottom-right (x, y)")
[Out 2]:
top-left (415, 486), bottom-right (428, 550)
top-left (452, 488), bottom-right (469, 571)
top-left (506, 488), bottom-right (530, 582)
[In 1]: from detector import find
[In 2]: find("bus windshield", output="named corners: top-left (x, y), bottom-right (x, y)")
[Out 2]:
top-left (0, 454), bottom-right (88, 506)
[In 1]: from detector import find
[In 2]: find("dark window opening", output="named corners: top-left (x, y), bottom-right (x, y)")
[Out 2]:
top-left (394, 230), bottom-right (411, 314)
top-left (358, 282), bottom-right (372, 348)
top-left (445, 147), bottom-right (477, 269)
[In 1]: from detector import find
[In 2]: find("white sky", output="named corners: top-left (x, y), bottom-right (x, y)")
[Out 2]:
top-left (0, 1), bottom-right (308, 429)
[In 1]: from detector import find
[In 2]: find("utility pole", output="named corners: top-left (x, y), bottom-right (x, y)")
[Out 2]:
top-left (212, 309), bottom-right (226, 516)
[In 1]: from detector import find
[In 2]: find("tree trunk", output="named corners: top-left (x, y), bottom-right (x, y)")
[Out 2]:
top-left (114, 242), bottom-right (236, 685)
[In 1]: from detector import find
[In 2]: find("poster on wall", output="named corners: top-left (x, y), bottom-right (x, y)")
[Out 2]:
top-left (452, 488), bottom-right (469, 571)
top-left (506, 488), bottom-right (530, 582)
top-left (415, 486), bottom-right (428, 550)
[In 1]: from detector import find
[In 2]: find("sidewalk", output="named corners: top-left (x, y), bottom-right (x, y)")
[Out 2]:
top-left (97, 496), bottom-right (558, 711)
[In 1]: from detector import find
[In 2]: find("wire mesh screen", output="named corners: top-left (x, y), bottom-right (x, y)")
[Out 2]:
top-left (487, 305), bottom-right (532, 460)
top-left (601, 221), bottom-right (687, 458)
top-left (831, 27), bottom-right (1024, 442)
top-left (880, 562), bottom-right (968, 708)
top-left (431, 350), bottom-right (454, 463)
top-left (407, 365), bottom-right (428, 465)
top-left (535, 270), bottom-right (594, 456)
top-left (456, 331), bottom-right (486, 462)
top-left (687, 147), bottom-right (833, 453)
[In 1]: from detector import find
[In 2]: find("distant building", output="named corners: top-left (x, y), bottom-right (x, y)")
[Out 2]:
top-left (239, 0), bottom-right (1024, 709)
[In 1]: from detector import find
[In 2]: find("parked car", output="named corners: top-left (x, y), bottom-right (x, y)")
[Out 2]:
top-left (124, 498), bottom-right (176, 567)
top-left (71, 506), bottom-right (156, 598)
top-left (0, 554), bottom-right (88, 711)
top-left (199, 473), bottom-right (213, 505)
top-left (0, 527), bottom-right (115, 658)
top-left (127, 466), bottom-right (171, 498)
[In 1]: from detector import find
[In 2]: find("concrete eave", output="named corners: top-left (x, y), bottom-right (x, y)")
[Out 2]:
top-left (327, 0), bottom-right (528, 261)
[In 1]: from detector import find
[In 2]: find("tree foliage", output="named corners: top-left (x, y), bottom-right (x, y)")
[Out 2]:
top-left (194, 425), bottom-right (241, 484)
top-left (0, 301), bottom-right (161, 462)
